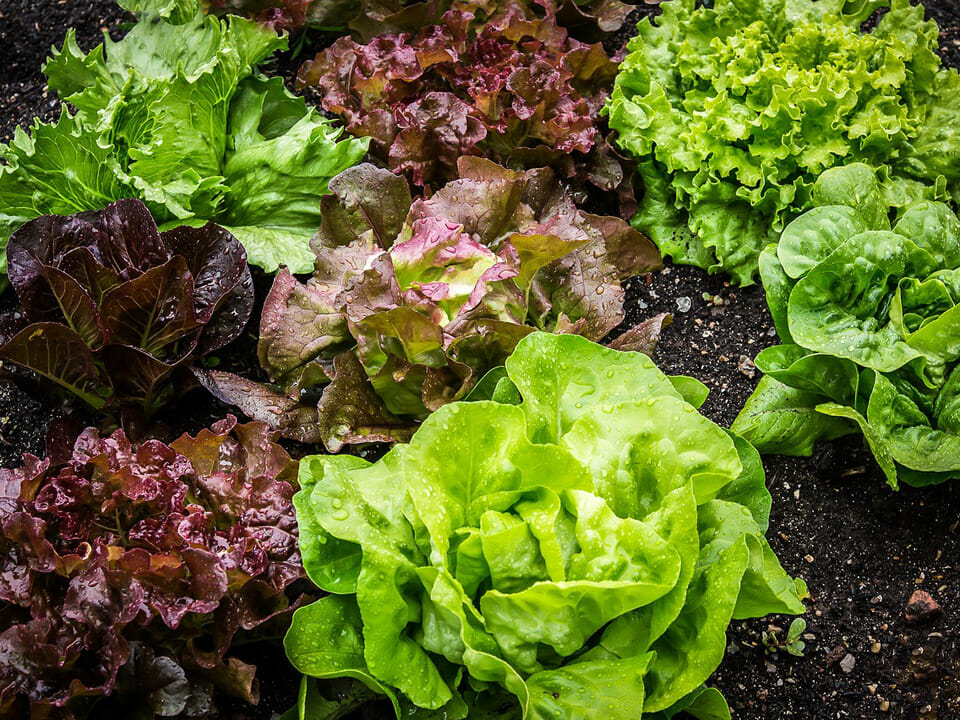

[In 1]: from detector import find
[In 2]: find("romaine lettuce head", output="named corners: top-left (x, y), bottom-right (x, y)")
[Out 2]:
top-left (733, 163), bottom-right (960, 488)
top-left (607, 0), bottom-right (960, 285)
top-left (0, 199), bottom-right (254, 428)
top-left (197, 159), bottom-right (665, 450)
top-left (285, 332), bottom-right (806, 719)
top-left (0, 0), bottom-right (367, 276)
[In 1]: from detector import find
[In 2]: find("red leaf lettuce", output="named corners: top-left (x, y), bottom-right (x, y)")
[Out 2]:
top-left (295, 1), bottom-right (629, 200)
top-left (198, 159), bottom-right (664, 450)
top-left (0, 416), bottom-right (302, 718)
top-left (205, 0), bottom-right (632, 39)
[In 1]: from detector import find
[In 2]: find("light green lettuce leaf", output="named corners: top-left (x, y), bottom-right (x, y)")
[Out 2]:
top-left (641, 538), bottom-right (749, 711)
top-left (503, 332), bottom-right (684, 444)
top-left (742, 163), bottom-right (960, 486)
top-left (284, 597), bottom-right (401, 714)
top-left (645, 686), bottom-right (730, 720)
top-left (286, 332), bottom-right (805, 717)
top-left (221, 76), bottom-right (369, 272)
top-left (0, 112), bottom-right (132, 276)
top-left (526, 653), bottom-right (653, 720)
top-left (1, 4), bottom-right (365, 275)
top-left (731, 376), bottom-right (855, 457)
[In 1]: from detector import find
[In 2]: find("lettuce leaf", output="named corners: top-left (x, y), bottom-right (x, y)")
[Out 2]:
top-left (284, 331), bottom-right (805, 718)
top-left (0, 416), bottom-right (302, 716)
top-left (206, 0), bottom-right (632, 39)
top-left (0, 199), bottom-right (254, 429)
top-left (734, 163), bottom-right (960, 487)
top-left (607, 0), bottom-right (960, 284)
top-left (0, 0), bottom-right (367, 276)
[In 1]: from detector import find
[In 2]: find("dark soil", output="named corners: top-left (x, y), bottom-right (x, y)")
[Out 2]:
top-left (2, 1), bottom-right (960, 720)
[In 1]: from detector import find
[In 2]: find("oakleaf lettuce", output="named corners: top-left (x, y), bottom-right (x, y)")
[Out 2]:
top-left (0, 0), bottom-right (368, 275)
top-left (733, 163), bottom-right (960, 487)
top-left (606, 0), bottom-right (960, 285)
top-left (285, 332), bottom-right (806, 719)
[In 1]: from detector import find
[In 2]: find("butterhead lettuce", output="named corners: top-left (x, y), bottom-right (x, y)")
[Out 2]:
top-left (733, 163), bottom-right (960, 488)
top-left (606, 0), bottom-right (960, 285)
top-left (285, 332), bottom-right (806, 719)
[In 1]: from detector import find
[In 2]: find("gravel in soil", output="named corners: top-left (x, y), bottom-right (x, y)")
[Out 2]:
top-left (2, 1), bottom-right (960, 719)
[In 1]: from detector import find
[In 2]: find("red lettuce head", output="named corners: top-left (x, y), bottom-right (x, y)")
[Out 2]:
top-left (0, 199), bottom-right (253, 427)
top-left (196, 159), bottom-right (667, 451)
top-left (0, 417), bottom-right (301, 718)
top-left (297, 1), bottom-right (627, 198)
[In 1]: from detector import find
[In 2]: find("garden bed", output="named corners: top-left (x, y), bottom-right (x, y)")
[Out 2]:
top-left (1, 1), bottom-right (960, 718)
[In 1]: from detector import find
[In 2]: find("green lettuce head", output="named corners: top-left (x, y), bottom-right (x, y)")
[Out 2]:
top-left (733, 163), bottom-right (960, 488)
top-left (285, 332), bottom-right (806, 719)
top-left (0, 0), bottom-right (368, 276)
top-left (606, 0), bottom-right (960, 285)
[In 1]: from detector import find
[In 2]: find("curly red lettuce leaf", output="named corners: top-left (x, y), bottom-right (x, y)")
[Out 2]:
top-left (205, 0), bottom-right (632, 38)
top-left (296, 1), bottom-right (627, 198)
top-left (202, 159), bottom-right (661, 449)
top-left (0, 417), bottom-right (302, 718)
top-left (0, 199), bottom-right (253, 429)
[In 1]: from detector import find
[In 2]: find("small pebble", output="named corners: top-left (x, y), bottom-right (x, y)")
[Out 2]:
top-left (905, 590), bottom-right (941, 624)
top-left (839, 653), bottom-right (856, 674)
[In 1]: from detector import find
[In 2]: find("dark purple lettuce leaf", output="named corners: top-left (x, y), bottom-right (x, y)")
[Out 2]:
top-left (208, 160), bottom-right (662, 448)
top-left (0, 418), bottom-right (302, 718)
top-left (0, 200), bottom-right (254, 430)
top-left (297, 0), bottom-right (625, 196)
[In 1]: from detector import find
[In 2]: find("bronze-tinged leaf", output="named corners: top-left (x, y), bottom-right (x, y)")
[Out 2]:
top-left (316, 351), bottom-right (415, 451)
top-left (258, 269), bottom-right (351, 384)
top-left (39, 264), bottom-right (103, 347)
top-left (193, 369), bottom-right (325, 445)
top-left (99, 257), bottom-right (199, 359)
top-left (161, 223), bottom-right (249, 323)
top-left (580, 211), bottom-right (662, 279)
top-left (353, 306), bottom-right (447, 368)
top-left (606, 312), bottom-right (673, 357)
top-left (56, 247), bottom-right (122, 305)
top-left (318, 163), bottom-right (412, 249)
top-left (87, 198), bottom-right (170, 275)
top-left (0, 323), bottom-right (109, 409)
top-left (99, 344), bottom-right (180, 415)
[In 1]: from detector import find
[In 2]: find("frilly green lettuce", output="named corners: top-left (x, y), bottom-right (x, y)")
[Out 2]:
top-left (285, 332), bottom-right (806, 719)
top-left (733, 163), bottom-right (960, 488)
top-left (606, 0), bottom-right (960, 285)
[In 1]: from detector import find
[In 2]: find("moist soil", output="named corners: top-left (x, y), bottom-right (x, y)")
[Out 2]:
top-left (2, 1), bottom-right (960, 719)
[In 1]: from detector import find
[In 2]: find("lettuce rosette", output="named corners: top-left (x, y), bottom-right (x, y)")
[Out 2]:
top-left (284, 332), bottom-right (806, 719)
top-left (606, 0), bottom-right (960, 285)
top-left (733, 164), bottom-right (960, 488)
top-left (197, 158), bottom-right (666, 451)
